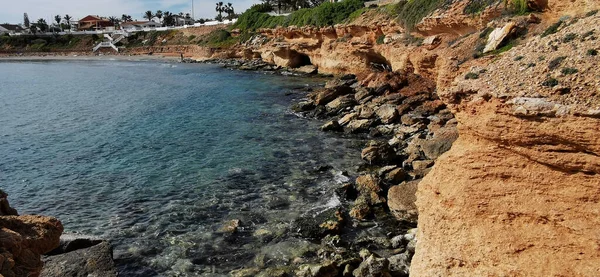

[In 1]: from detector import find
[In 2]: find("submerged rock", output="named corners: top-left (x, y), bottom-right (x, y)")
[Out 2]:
top-left (41, 241), bottom-right (117, 277)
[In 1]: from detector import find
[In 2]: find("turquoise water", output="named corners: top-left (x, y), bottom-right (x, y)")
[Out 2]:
top-left (0, 60), bottom-right (365, 276)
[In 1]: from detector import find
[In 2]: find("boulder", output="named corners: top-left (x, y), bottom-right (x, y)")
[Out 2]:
top-left (355, 87), bottom-right (373, 102)
top-left (400, 113), bottom-right (424, 126)
top-left (0, 190), bottom-right (18, 216)
top-left (412, 160), bottom-right (434, 171)
top-left (0, 215), bottom-right (63, 277)
top-left (345, 119), bottom-right (373, 133)
top-left (376, 104), bottom-right (399, 124)
top-left (291, 101), bottom-right (316, 112)
top-left (483, 22), bottom-right (516, 53)
top-left (321, 120), bottom-right (343, 132)
top-left (383, 167), bottom-right (407, 184)
top-left (311, 86), bottom-right (353, 106)
top-left (218, 219), bottom-right (241, 234)
top-left (295, 261), bottom-right (338, 277)
top-left (352, 254), bottom-right (391, 277)
top-left (349, 195), bottom-right (372, 220)
top-left (355, 174), bottom-right (385, 205)
top-left (419, 127), bottom-right (459, 160)
top-left (388, 252), bottom-right (411, 277)
top-left (358, 106), bottom-right (376, 119)
top-left (294, 65), bottom-right (318, 74)
top-left (41, 241), bottom-right (117, 277)
top-left (46, 234), bottom-right (103, 256)
top-left (338, 113), bottom-right (357, 126)
top-left (326, 95), bottom-right (356, 114)
top-left (292, 208), bottom-right (344, 239)
top-left (387, 181), bottom-right (419, 222)
top-left (361, 141), bottom-right (397, 165)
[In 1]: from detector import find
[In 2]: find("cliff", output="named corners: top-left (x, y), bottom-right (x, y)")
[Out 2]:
top-left (411, 11), bottom-right (600, 276)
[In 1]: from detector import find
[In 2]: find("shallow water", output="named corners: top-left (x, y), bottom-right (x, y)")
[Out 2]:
top-left (0, 60), bottom-right (366, 276)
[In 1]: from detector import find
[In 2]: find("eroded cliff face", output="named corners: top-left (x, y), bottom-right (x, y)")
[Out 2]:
top-left (411, 12), bottom-right (600, 276)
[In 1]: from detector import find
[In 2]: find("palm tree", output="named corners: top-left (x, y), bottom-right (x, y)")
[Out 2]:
top-left (144, 11), bottom-right (154, 21)
top-left (155, 10), bottom-right (163, 23)
top-left (36, 18), bottom-right (48, 32)
top-left (108, 16), bottom-right (119, 28)
top-left (162, 11), bottom-right (175, 26)
top-left (121, 14), bottom-right (133, 22)
top-left (225, 3), bottom-right (235, 20)
top-left (54, 15), bottom-right (62, 32)
top-left (215, 2), bottom-right (226, 22)
top-left (64, 14), bottom-right (72, 30)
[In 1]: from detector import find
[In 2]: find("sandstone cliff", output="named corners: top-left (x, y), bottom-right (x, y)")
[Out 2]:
top-left (411, 11), bottom-right (600, 276)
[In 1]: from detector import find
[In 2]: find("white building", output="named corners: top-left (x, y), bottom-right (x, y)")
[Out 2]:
top-left (121, 21), bottom-right (162, 31)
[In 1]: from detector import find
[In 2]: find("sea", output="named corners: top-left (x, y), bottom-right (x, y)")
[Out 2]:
top-left (0, 59), bottom-right (366, 276)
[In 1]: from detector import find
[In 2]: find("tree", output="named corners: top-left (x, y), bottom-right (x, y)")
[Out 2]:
top-left (215, 2), bottom-right (226, 22)
top-left (64, 14), bottom-right (72, 30)
top-left (24, 13), bottom-right (30, 28)
top-left (54, 15), bottom-right (62, 31)
top-left (29, 24), bottom-right (37, 34)
top-left (162, 11), bottom-right (175, 26)
top-left (224, 3), bottom-right (235, 20)
top-left (36, 18), bottom-right (48, 32)
top-left (156, 10), bottom-right (163, 22)
top-left (144, 11), bottom-right (154, 21)
top-left (122, 14), bottom-right (133, 22)
top-left (109, 16), bottom-right (120, 28)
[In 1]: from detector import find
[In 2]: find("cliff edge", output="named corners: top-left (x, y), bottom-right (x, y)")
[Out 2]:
top-left (411, 11), bottom-right (600, 276)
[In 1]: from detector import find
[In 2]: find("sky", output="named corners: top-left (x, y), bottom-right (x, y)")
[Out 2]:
top-left (0, 0), bottom-right (259, 24)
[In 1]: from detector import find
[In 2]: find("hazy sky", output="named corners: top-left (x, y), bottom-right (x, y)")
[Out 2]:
top-left (0, 0), bottom-right (258, 24)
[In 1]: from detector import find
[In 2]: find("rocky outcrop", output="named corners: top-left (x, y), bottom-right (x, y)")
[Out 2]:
top-left (0, 193), bottom-right (63, 277)
top-left (42, 241), bottom-right (117, 277)
top-left (411, 12), bottom-right (600, 276)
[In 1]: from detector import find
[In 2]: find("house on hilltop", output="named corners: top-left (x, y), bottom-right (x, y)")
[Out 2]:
top-left (0, 24), bottom-right (25, 35)
top-left (121, 21), bottom-right (162, 31)
top-left (78, 15), bottom-right (114, 31)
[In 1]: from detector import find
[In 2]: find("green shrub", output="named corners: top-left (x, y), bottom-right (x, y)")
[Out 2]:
top-left (548, 56), bottom-right (566, 70)
top-left (465, 72), bottom-right (479, 79)
top-left (397, 0), bottom-right (449, 30)
top-left (464, 0), bottom-right (498, 15)
top-left (562, 33), bottom-right (577, 42)
top-left (586, 10), bottom-right (598, 17)
top-left (542, 77), bottom-right (558, 87)
top-left (198, 29), bottom-right (237, 48)
top-left (188, 35), bottom-right (196, 41)
top-left (587, 49), bottom-right (598, 56)
top-left (507, 0), bottom-right (528, 15)
top-left (376, 34), bottom-right (385, 44)
top-left (233, 0), bottom-right (364, 31)
top-left (541, 21), bottom-right (562, 37)
top-left (347, 7), bottom-right (367, 22)
top-left (514, 55), bottom-right (524, 61)
top-left (561, 67), bottom-right (578, 75)
top-left (526, 62), bottom-right (536, 68)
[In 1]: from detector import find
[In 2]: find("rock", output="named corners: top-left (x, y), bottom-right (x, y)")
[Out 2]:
top-left (253, 229), bottom-right (274, 242)
top-left (292, 208), bottom-right (344, 239)
top-left (345, 119), bottom-right (373, 133)
top-left (295, 261), bottom-right (338, 277)
top-left (483, 22), bottom-right (516, 53)
top-left (326, 95), bottom-right (356, 114)
top-left (375, 104), bottom-right (399, 124)
top-left (321, 120), bottom-right (343, 132)
top-left (387, 181), bottom-right (419, 222)
top-left (231, 267), bottom-right (261, 277)
top-left (400, 114), bottom-right (424, 126)
top-left (349, 195), bottom-right (372, 220)
top-left (326, 77), bottom-right (357, 89)
top-left (342, 264), bottom-right (355, 277)
top-left (412, 160), bottom-right (434, 171)
top-left (41, 241), bottom-right (117, 277)
top-left (311, 86), bottom-right (353, 106)
top-left (338, 112), bottom-right (357, 126)
top-left (358, 106), bottom-right (376, 119)
top-left (46, 234), bottom-right (103, 256)
top-left (388, 252), bottom-right (411, 277)
top-left (0, 215), bottom-right (63, 277)
top-left (355, 174), bottom-right (385, 205)
top-left (352, 254), bottom-right (391, 277)
top-left (219, 219), bottom-right (241, 233)
top-left (361, 141), bottom-right (397, 165)
top-left (256, 267), bottom-right (291, 277)
top-left (355, 87), bottom-right (373, 102)
top-left (383, 167), bottom-right (407, 184)
top-left (419, 127), bottom-right (459, 160)
top-left (527, 0), bottom-right (547, 11)
top-left (336, 183), bottom-right (358, 201)
top-left (0, 190), bottom-right (18, 216)
top-left (294, 65), bottom-right (318, 74)
top-left (292, 101), bottom-right (316, 112)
